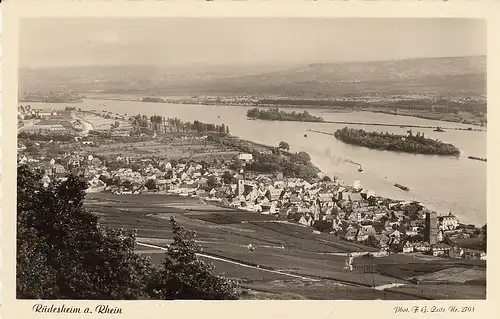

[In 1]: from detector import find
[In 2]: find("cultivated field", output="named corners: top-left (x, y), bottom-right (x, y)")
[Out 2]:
top-left (81, 136), bottom-right (239, 160)
top-left (85, 193), bottom-right (486, 300)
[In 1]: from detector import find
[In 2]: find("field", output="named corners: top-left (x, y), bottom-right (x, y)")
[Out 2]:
top-left (85, 193), bottom-right (486, 300)
top-left (81, 136), bottom-right (239, 160)
top-left (388, 284), bottom-right (486, 300)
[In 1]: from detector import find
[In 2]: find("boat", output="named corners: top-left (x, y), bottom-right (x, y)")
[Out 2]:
top-left (433, 127), bottom-right (445, 132)
top-left (394, 183), bottom-right (409, 191)
top-left (358, 168), bottom-right (363, 172)
top-left (468, 156), bottom-right (487, 162)
top-left (304, 134), bottom-right (308, 138)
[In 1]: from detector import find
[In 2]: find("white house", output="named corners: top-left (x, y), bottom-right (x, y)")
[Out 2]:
top-left (238, 153), bottom-right (253, 162)
top-left (402, 242), bottom-right (414, 253)
top-left (439, 212), bottom-right (459, 230)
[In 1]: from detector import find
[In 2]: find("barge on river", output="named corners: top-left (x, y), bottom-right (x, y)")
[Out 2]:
top-left (468, 156), bottom-right (487, 162)
top-left (394, 183), bottom-right (410, 191)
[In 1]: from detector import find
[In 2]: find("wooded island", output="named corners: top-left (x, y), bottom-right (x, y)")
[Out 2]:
top-left (247, 107), bottom-right (324, 122)
top-left (334, 127), bottom-right (461, 156)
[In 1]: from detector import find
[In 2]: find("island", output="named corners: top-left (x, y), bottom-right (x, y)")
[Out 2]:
top-left (333, 127), bottom-right (461, 156)
top-left (19, 92), bottom-right (84, 103)
top-left (247, 107), bottom-right (324, 122)
top-left (142, 97), bottom-right (166, 103)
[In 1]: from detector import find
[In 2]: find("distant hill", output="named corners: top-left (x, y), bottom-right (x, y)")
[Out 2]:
top-left (19, 56), bottom-right (486, 98)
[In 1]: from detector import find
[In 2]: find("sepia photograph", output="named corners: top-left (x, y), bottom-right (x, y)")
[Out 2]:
top-left (13, 15), bottom-right (487, 302)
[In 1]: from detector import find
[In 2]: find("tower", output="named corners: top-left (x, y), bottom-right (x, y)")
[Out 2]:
top-left (425, 211), bottom-right (438, 245)
top-left (237, 178), bottom-right (245, 197)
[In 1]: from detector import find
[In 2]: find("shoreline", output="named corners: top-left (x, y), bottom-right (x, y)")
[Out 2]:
top-left (28, 102), bottom-right (485, 227)
top-left (76, 96), bottom-right (486, 130)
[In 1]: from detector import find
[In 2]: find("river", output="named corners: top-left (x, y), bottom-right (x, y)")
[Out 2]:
top-left (30, 99), bottom-right (487, 226)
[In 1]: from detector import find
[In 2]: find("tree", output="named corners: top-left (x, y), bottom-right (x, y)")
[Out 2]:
top-left (16, 165), bottom-right (241, 300)
top-left (363, 235), bottom-right (381, 249)
top-left (145, 179), bottom-right (157, 191)
top-left (278, 141), bottom-right (290, 151)
top-left (122, 180), bottom-right (133, 190)
top-left (294, 151), bottom-right (311, 164)
top-left (17, 165), bottom-right (152, 299)
top-left (481, 224), bottom-right (487, 251)
top-left (205, 175), bottom-right (220, 191)
top-left (222, 171), bottom-right (235, 185)
top-left (150, 217), bottom-right (239, 299)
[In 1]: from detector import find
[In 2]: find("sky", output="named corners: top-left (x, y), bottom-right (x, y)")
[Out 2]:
top-left (19, 18), bottom-right (486, 69)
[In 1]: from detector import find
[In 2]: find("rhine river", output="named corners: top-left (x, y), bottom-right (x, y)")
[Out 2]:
top-left (33, 99), bottom-right (487, 226)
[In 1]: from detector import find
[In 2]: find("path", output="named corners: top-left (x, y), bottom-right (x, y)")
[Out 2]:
top-left (373, 283), bottom-right (406, 290)
top-left (136, 242), bottom-right (409, 293)
top-left (136, 242), bottom-right (318, 282)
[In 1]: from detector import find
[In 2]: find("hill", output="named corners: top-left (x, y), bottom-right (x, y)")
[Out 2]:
top-left (19, 56), bottom-right (486, 98)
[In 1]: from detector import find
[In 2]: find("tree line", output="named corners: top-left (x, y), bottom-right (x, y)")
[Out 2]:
top-left (246, 107), bottom-right (324, 122)
top-left (17, 165), bottom-right (239, 300)
top-left (129, 114), bottom-right (229, 135)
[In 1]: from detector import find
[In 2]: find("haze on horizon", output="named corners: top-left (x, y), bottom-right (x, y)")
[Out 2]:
top-left (20, 18), bottom-right (486, 69)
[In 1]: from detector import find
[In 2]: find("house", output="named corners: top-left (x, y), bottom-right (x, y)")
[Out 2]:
top-left (362, 225), bottom-right (378, 237)
top-left (356, 228), bottom-right (370, 242)
top-left (53, 164), bottom-right (67, 176)
top-left (463, 249), bottom-right (486, 260)
top-left (340, 226), bottom-right (358, 241)
top-left (274, 180), bottom-right (286, 189)
top-left (298, 214), bottom-right (314, 227)
top-left (317, 193), bottom-right (334, 204)
top-left (349, 192), bottom-right (364, 202)
top-left (438, 212), bottom-right (459, 230)
top-left (388, 236), bottom-right (401, 247)
top-left (389, 229), bottom-right (401, 239)
top-left (340, 192), bottom-right (352, 201)
top-left (431, 243), bottom-right (451, 257)
top-left (289, 193), bottom-right (301, 204)
top-left (437, 230), bottom-right (444, 243)
top-left (413, 242), bottom-right (431, 252)
top-left (244, 187), bottom-right (260, 203)
top-left (349, 211), bottom-right (363, 223)
top-left (41, 174), bottom-right (51, 187)
top-left (402, 241), bottom-right (414, 253)
top-left (448, 246), bottom-right (464, 259)
top-left (238, 153), bottom-right (253, 162)
top-left (268, 188), bottom-right (284, 201)
top-left (376, 234), bottom-right (391, 249)
top-left (405, 229), bottom-right (418, 237)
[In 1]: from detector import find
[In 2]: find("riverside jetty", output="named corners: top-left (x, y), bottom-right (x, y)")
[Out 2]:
top-left (313, 122), bottom-right (484, 132)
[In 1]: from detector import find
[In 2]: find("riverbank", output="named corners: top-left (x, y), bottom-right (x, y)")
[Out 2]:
top-left (365, 108), bottom-right (486, 129)
top-left (27, 99), bottom-right (486, 227)
top-left (82, 94), bottom-right (486, 129)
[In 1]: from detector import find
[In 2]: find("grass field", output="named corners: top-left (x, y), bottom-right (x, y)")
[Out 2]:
top-left (86, 193), bottom-right (486, 300)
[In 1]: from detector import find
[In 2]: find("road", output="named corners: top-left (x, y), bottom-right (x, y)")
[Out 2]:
top-left (71, 111), bottom-right (94, 134)
top-left (136, 241), bottom-right (415, 295)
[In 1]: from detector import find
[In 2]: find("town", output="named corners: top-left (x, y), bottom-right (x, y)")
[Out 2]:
top-left (17, 104), bottom-right (487, 261)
